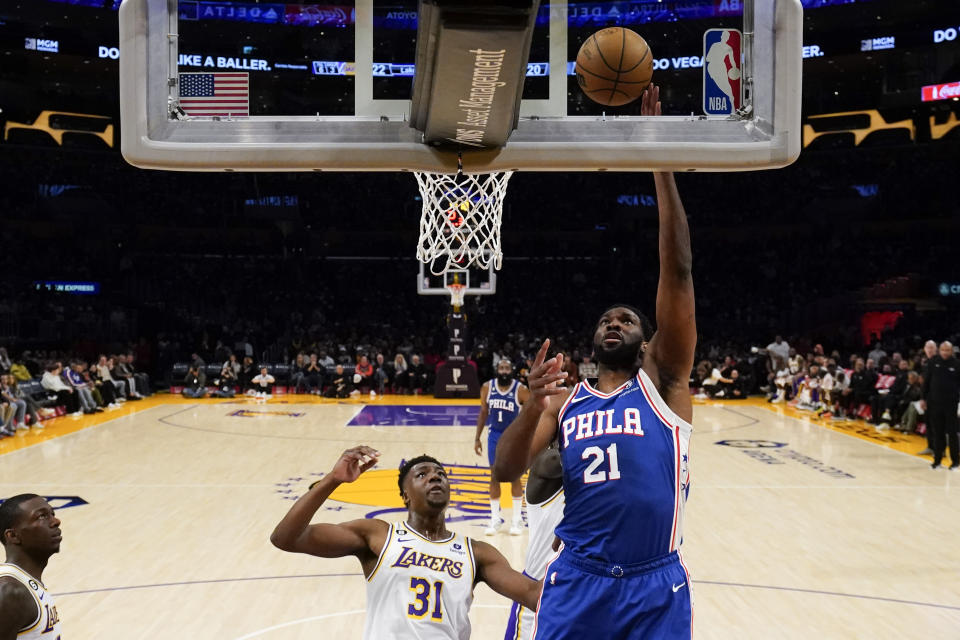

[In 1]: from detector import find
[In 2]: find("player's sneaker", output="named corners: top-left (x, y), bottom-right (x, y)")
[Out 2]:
top-left (484, 519), bottom-right (500, 536)
top-left (509, 523), bottom-right (523, 535)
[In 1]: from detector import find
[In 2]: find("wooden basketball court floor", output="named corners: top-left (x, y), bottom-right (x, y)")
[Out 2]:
top-left (2, 394), bottom-right (958, 639)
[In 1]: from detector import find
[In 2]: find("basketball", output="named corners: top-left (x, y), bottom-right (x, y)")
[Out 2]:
top-left (575, 27), bottom-right (653, 107)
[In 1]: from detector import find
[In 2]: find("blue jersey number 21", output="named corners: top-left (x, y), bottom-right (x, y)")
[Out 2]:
top-left (582, 443), bottom-right (621, 484)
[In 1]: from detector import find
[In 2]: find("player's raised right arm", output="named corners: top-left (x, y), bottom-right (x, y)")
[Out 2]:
top-left (492, 340), bottom-right (567, 481)
top-left (270, 446), bottom-right (385, 559)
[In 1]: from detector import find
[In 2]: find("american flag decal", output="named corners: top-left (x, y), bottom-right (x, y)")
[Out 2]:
top-left (178, 72), bottom-right (249, 116)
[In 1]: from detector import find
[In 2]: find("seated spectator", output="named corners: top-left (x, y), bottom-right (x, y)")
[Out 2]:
top-left (251, 366), bottom-right (276, 399)
top-left (238, 356), bottom-right (256, 393)
top-left (317, 350), bottom-right (336, 370)
top-left (82, 361), bottom-right (117, 409)
top-left (872, 361), bottom-right (908, 427)
top-left (0, 373), bottom-right (27, 433)
top-left (63, 361), bottom-right (101, 414)
top-left (304, 353), bottom-right (324, 394)
top-left (41, 363), bottom-right (80, 416)
top-left (182, 364), bottom-right (207, 398)
top-left (700, 362), bottom-right (733, 398)
top-left (97, 355), bottom-right (129, 401)
top-left (9, 355), bottom-right (31, 382)
top-left (391, 353), bottom-right (408, 392)
top-left (289, 352), bottom-right (308, 393)
top-left (724, 369), bottom-right (748, 399)
top-left (5, 374), bottom-right (42, 427)
top-left (372, 353), bottom-right (389, 395)
top-left (212, 360), bottom-right (238, 398)
top-left (125, 352), bottom-right (152, 396)
top-left (355, 355), bottom-right (375, 391)
top-left (115, 354), bottom-right (144, 399)
top-left (896, 371), bottom-right (924, 433)
top-left (323, 364), bottom-right (354, 399)
top-left (793, 365), bottom-right (821, 410)
top-left (0, 395), bottom-right (12, 437)
top-left (578, 354), bottom-right (598, 380)
top-left (402, 354), bottom-right (430, 395)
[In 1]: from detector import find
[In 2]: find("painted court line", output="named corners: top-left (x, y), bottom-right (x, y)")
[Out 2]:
top-left (57, 573), bottom-right (960, 613)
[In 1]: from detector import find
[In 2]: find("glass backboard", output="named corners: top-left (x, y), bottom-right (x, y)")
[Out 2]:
top-left (119, 0), bottom-right (802, 173)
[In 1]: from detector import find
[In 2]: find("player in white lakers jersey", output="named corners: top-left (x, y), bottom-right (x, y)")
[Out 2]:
top-left (0, 494), bottom-right (63, 640)
top-left (271, 446), bottom-right (542, 639)
top-left (503, 444), bottom-right (564, 640)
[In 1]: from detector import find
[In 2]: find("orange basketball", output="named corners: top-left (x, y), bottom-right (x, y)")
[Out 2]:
top-left (575, 27), bottom-right (653, 107)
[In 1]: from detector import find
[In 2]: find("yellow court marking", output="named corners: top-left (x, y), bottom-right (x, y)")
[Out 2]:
top-left (0, 395), bottom-right (171, 455)
top-left (6, 392), bottom-right (929, 465)
top-left (329, 464), bottom-right (527, 510)
top-left (0, 392), bottom-right (481, 456)
top-left (699, 397), bottom-right (934, 460)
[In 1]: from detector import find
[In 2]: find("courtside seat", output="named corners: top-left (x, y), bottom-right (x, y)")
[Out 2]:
top-left (20, 379), bottom-right (58, 408)
top-left (270, 363), bottom-right (291, 384)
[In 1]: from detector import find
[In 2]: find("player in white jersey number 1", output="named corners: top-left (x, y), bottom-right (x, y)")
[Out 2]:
top-left (271, 446), bottom-right (542, 640)
top-left (0, 494), bottom-right (63, 640)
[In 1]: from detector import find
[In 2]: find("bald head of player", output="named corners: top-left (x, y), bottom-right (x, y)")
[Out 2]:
top-left (1, 494), bottom-right (62, 565)
top-left (593, 304), bottom-right (653, 371)
top-left (398, 456), bottom-right (450, 514)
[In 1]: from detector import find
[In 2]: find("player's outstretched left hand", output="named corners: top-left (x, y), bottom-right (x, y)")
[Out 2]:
top-left (330, 446), bottom-right (380, 484)
top-left (641, 83), bottom-right (661, 117)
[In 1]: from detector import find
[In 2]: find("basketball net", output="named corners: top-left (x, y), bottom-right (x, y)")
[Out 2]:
top-left (446, 282), bottom-right (466, 311)
top-left (414, 159), bottom-right (512, 277)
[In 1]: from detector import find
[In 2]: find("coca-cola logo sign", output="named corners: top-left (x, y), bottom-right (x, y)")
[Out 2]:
top-left (922, 81), bottom-right (960, 102)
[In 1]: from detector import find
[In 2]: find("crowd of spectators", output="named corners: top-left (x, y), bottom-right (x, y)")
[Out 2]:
top-left (0, 349), bottom-right (151, 437)
top-left (691, 331), bottom-right (960, 465)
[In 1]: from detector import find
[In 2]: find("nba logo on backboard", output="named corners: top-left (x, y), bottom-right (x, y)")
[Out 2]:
top-left (703, 28), bottom-right (743, 116)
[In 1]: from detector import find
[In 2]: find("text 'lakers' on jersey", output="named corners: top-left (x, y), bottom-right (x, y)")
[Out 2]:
top-left (555, 369), bottom-right (692, 565)
top-left (486, 379), bottom-right (521, 432)
top-left (363, 522), bottom-right (477, 640)
top-left (0, 563), bottom-right (62, 640)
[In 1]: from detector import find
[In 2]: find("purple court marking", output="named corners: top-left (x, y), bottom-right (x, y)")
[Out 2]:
top-left (53, 574), bottom-right (960, 612)
top-left (347, 404), bottom-right (480, 427)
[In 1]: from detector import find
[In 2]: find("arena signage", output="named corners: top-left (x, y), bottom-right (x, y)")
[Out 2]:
top-left (860, 36), bottom-right (895, 51)
top-left (24, 37), bottom-right (60, 53)
top-left (34, 281), bottom-right (101, 295)
top-left (921, 81), bottom-right (960, 102)
top-left (933, 27), bottom-right (958, 43)
top-left (938, 283), bottom-right (960, 296)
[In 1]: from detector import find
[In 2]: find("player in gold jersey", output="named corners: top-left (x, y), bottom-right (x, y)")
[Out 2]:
top-left (271, 446), bottom-right (541, 639)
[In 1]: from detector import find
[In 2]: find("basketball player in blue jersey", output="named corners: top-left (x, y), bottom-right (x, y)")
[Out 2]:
top-left (494, 84), bottom-right (697, 640)
top-left (270, 446), bottom-right (542, 639)
top-left (0, 494), bottom-right (64, 640)
top-left (474, 359), bottom-right (529, 535)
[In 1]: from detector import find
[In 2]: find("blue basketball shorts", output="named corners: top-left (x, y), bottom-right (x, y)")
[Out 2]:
top-left (488, 429), bottom-right (504, 466)
top-left (532, 549), bottom-right (692, 640)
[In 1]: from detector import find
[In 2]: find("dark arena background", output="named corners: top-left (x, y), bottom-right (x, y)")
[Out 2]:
top-left (0, 1), bottom-right (959, 639)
